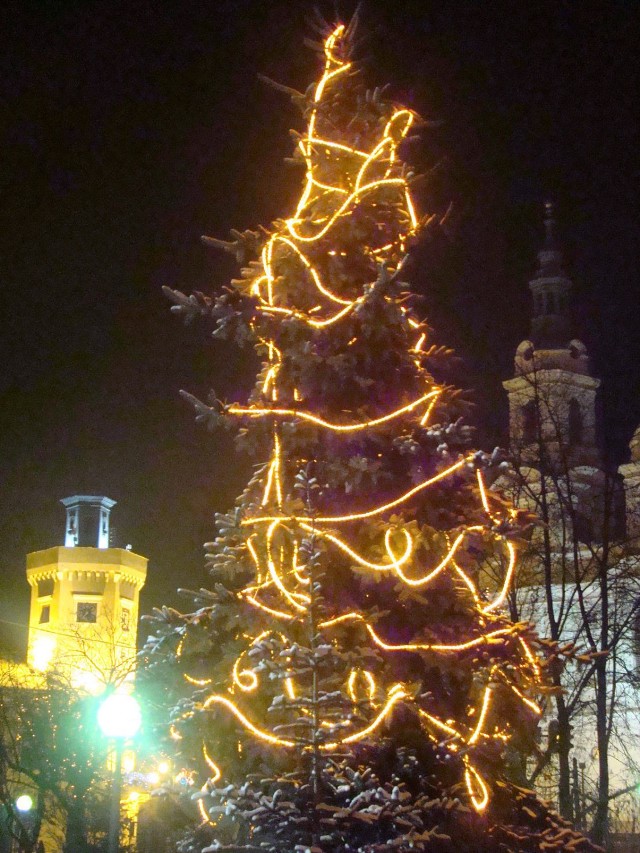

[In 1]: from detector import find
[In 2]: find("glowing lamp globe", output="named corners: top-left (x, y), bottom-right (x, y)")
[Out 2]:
top-left (15, 794), bottom-right (33, 813)
top-left (97, 692), bottom-right (142, 739)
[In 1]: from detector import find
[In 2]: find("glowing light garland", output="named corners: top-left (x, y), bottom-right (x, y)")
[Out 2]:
top-left (243, 456), bottom-right (469, 527)
top-left (202, 695), bottom-right (296, 747)
top-left (320, 611), bottom-right (519, 653)
top-left (228, 389), bottom-right (440, 432)
top-left (175, 23), bottom-right (542, 821)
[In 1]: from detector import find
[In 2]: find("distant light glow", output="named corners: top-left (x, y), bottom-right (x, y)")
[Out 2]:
top-left (31, 632), bottom-right (56, 672)
top-left (71, 665), bottom-right (102, 695)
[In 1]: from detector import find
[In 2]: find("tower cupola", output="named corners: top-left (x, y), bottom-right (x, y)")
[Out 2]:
top-left (61, 495), bottom-right (116, 549)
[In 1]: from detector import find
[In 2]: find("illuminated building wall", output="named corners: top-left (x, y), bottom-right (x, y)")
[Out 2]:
top-left (499, 205), bottom-right (640, 831)
top-left (26, 496), bottom-right (147, 693)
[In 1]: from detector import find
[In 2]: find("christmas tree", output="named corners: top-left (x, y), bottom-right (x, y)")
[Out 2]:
top-left (148, 19), bottom-right (601, 853)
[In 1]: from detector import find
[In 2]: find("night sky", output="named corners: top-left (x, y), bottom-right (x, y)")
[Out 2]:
top-left (1, 0), bottom-right (638, 653)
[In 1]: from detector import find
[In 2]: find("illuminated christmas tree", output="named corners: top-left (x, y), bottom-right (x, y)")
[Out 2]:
top-left (148, 19), bottom-right (600, 853)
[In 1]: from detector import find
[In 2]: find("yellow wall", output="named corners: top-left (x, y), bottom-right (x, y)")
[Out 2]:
top-left (26, 546), bottom-right (147, 693)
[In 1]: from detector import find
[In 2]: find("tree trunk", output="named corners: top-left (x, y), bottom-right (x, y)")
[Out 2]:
top-left (63, 796), bottom-right (89, 853)
top-left (590, 657), bottom-right (610, 846)
top-left (556, 697), bottom-right (574, 821)
top-left (535, 450), bottom-right (574, 822)
top-left (591, 476), bottom-right (612, 848)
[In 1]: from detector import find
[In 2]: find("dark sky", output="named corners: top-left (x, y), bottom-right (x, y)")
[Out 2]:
top-left (1, 0), bottom-right (638, 652)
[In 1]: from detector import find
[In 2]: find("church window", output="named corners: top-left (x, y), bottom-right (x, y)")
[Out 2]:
top-left (77, 601), bottom-right (97, 623)
top-left (569, 398), bottom-right (583, 445)
top-left (121, 607), bottom-right (131, 632)
top-left (521, 400), bottom-right (538, 444)
top-left (39, 605), bottom-right (50, 624)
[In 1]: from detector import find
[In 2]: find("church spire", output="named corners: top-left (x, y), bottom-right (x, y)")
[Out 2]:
top-left (528, 201), bottom-right (573, 347)
top-left (504, 201), bottom-right (601, 472)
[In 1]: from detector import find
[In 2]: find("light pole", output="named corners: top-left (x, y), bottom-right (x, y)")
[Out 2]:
top-left (97, 692), bottom-right (142, 853)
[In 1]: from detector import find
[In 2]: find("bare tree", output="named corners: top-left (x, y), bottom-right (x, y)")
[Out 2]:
top-left (491, 359), bottom-right (640, 849)
top-left (0, 609), bottom-right (142, 852)
top-left (0, 662), bottom-right (111, 853)
top-left (51, 610), bottom-right (139, 694)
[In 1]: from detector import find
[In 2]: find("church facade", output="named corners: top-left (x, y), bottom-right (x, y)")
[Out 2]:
top-left (498, 203), bottom-right (640, 840)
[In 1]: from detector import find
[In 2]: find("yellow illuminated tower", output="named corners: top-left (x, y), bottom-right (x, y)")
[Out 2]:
top-left (26, 496), bottom-right (147, 692)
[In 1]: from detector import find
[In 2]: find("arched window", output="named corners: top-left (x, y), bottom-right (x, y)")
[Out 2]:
top-left (521, 400), bottom-right (537, 444)
top-left (569, 398), bottom-right (583, 445)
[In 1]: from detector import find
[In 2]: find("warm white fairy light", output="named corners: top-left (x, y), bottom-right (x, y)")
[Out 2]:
top-left (228, 390), bottom-right (440, 433)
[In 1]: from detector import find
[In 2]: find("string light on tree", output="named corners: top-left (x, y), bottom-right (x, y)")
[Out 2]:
top-left (172, 19), bottom-right (538, 809)
top-left (147, 17), bottom-right (596, 853)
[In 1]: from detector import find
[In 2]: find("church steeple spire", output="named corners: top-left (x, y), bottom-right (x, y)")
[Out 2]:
top-left (503, 201), bottom-right (601, 473)
top-left (529, 201), bottom-right (573, 347)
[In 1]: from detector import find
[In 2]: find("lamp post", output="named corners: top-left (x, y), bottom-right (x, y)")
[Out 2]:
top-left (97, 692), bottom-right (141, 853)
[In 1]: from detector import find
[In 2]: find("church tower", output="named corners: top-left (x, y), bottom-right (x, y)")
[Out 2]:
top-left (619, 428), bottom-right (640, 549)
top-left (26, 496), bottom-right (147, 692)
top-left (493, 204), bottom-right (640, 829)
top-left (502, 203), bottom-right (604, 542)
top-left (503, 202), bottom-right (600, 471)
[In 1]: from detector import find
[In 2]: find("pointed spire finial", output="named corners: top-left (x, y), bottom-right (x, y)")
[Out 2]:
top-left (536, 200), bottom-right (563, 277)
top-left (543, 200), bottom-right (558, 249)
top-left (528, 201), bottom-right (573, 347)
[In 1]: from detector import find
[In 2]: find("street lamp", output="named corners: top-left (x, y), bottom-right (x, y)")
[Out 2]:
top-left (15, 794), bottom-right (33, 814)
top-left (97, 692), bottom-right (141, 853)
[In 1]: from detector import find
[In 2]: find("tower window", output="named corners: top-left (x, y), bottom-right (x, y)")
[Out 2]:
top-left (38, 579), bottom-right (54, 597)
top-left (121, 608), bottom-right (131, 632)
top-left (76, 602), bottom-right (97, 623)
top-left (39, 605), bottom-right (50, 624)
top-left (569, 398), bottom-right (583, 445)
top-left (521, 400), bottom-right (538, 444)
